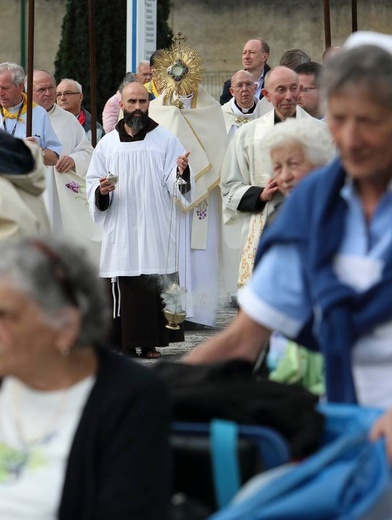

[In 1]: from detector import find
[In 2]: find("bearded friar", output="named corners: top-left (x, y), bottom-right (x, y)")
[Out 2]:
top-left (86, 82), bottom-right (193, 359)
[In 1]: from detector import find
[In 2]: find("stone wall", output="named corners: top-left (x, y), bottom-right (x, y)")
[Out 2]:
top-left (1, 0), bottom-right (392, 82)
top-left (1, 0), bottom-right (66, 72)
top-left (170, 0), bottom-right (392, 72)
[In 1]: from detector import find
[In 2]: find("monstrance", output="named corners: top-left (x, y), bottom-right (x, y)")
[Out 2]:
top-left (153, 31), bottom-right (205, 108)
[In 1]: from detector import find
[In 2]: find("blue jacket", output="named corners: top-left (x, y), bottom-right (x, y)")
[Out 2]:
top-left (254, 159), bottom-right (392, 403)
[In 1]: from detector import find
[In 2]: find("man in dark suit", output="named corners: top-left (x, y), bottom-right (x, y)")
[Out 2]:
top-left (220, 38), bottom-right (270, 105)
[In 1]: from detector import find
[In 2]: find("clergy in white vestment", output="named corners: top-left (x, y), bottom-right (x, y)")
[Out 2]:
top-left (149, 38), bottom-right (230, 327)
top-left (220, 66), bottom-right (324, 289)
top-left (221, 70), bottom-right (272, 139)
top-left (32, 70), bottom-right (101, 266)
top-left (0, 132), bottom-right (50, 237)
top-left (221, 70), bottom-right (272, 301)
top-left (86, 82), bottom-right (193, 358)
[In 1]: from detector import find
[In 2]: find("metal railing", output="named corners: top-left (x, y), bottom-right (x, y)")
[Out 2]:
top-left (201, 71), bottom-right (233, 102)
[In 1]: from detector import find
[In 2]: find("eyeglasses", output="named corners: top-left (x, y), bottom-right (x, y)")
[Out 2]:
top-left (233, 82), bottom-right (255, 90)
top-left (34, 86), bottom-right (56, 94)
top-left (301, 87), bottom-right (318, 93)
top-left (56, 91), bottom-right (81, 98)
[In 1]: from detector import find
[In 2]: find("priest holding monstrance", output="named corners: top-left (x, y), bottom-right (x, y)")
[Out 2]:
top-left (149, 33), bottom-right (230, 328)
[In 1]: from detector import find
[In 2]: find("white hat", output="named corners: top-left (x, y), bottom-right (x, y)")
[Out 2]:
top-left (344, 31), bottom-right (392, 54)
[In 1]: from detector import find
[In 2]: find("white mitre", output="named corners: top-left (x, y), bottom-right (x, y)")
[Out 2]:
top-left (344, 31), bottom-right (392, 54)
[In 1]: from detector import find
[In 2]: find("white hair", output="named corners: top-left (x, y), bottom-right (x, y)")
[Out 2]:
top-left (263, 119), bottom-right (335, 176)
top-left (0, 62), bottom-right (25, 85)
top-left (59, 78), bottom-right (83, 93)
top-left (230, 69), bottom-right (254, 86)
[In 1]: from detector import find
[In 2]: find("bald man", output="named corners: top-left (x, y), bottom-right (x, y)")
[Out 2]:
top-left (222, 69), bottom-right (273, 139)
top-left (220, 66), bottom-right (323, 289)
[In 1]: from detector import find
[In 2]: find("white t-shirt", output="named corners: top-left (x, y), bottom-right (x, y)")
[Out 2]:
top-left (0, 375), bottom-right (95, 519)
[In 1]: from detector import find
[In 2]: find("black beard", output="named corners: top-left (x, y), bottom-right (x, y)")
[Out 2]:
top-left (123, 109), bottom-right (149, 132)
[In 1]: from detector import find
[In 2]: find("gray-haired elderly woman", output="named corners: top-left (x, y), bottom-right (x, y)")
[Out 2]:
top-left (0, 236), bottom-right (171, 519)
top-left (264, 117), bottom-right (335, 199)
top-left (255, 118), bottom-right (335, 393)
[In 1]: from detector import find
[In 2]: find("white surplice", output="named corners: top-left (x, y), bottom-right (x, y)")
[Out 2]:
top-left (86, 124), bottom-right (193, 278)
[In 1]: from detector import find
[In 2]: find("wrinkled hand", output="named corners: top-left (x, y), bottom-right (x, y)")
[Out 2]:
top-left (260, 178), bottom-right (279, 202)
top-left (370, 409), bottom-right (392, 463)
top-left (176, 151), bottom-right (190, 175)
top-left (99, 176), bottom-right (116, 196)
top-left (56, 155), bottom-right (76, 173)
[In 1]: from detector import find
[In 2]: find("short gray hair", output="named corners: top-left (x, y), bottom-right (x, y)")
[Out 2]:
top-left (322, 45), bottom-right (392, 110)
top-left (0, 62), bottom-right (25, 86)
top-left (33, 69), bottom-right (56, 83)
top-left (29, 69), bottom-right (56, 89)
top-left (0, 235), bottom-right (110, 346)
top-left (118, 72), bottom-right (137, 92)
top-left (59, 78), bottom-right (83, 93)
top-left (263, 119), bottom-right (335, 175)
top-left (230, 70), bottom-right (254, 87)
top-left (137, 60), bottom-right (149, 70)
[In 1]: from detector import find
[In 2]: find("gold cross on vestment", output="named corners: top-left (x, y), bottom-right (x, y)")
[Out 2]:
top-left (234, 117), bottom-right (250, 125)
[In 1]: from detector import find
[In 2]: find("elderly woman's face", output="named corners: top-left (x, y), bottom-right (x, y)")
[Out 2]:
top-left (0, 281), bottom-right (59, 379)
top-left (271, 140), bottom-right (315, 196)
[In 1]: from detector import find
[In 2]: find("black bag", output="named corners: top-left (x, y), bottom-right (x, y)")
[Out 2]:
top-left (169, 493), bottom-right (213, 520)
top-left (154, 359), bottom-right (324, 459)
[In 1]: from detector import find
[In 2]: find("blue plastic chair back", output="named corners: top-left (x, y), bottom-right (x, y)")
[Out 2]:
top-left (208, 404), bottom-right (391, 520)
top-left (172, 420), bottom-right (291, 509)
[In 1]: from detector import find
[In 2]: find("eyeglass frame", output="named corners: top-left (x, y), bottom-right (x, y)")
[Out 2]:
top-left (231, 82), bottom-right (257, 90)
top-left (56, 91), bottom-right (82, 98)
top-left (232, 82), bottom-right (256, 90)
top-left (301, 87), bottom-right (318, 93)
top-left (33, 86), bottom-right (56, 95)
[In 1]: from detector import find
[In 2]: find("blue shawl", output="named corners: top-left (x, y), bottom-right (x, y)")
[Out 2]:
top-left (254, 158), bottom-right (392, 403)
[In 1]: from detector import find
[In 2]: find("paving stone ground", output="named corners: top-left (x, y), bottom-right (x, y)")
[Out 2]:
top-left (136, 303), bottom-right (237, 367)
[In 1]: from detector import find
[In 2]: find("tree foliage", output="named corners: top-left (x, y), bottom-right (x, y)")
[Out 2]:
top-left (54, 0), bottom-right (173, 118)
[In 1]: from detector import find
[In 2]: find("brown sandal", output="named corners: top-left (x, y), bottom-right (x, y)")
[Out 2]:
top-left (140, 348), bottom-right (161, 359)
